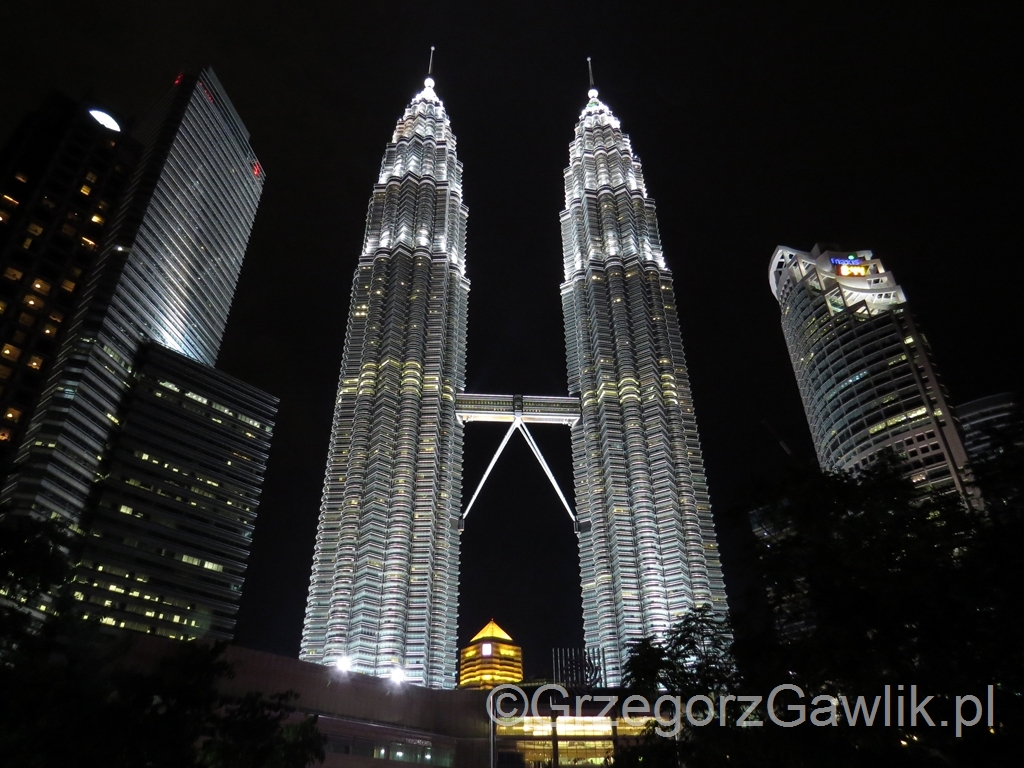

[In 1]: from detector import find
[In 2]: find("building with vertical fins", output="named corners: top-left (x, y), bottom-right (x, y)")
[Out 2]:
top-left (559, 88), bottom-right (725, 685)
top-left (769, 244), bottom-right (967, 493)
top-left (300, 75), bottom-right (469, 688)
top-left (3, 69), bottom-right (276, 640)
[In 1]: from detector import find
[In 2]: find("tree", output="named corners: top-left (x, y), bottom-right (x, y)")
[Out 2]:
top-left (751, 452), bottom-right (1022, 764)
top-left (0, 620), bottom-right (325, 767)
top-left (0, 506), bottom-right (73, 655)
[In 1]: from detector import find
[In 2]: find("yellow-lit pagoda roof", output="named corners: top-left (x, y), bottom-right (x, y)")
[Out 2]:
top-left (470, 619), bottom-right (513, 643)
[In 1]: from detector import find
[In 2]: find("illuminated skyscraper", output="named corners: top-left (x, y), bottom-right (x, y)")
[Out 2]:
top-left (769, 244), bottom-right (967, 493)
top-left (3, 69), bottom-right (274, 639)
top-left (560, 89), bottom-right (726, 685)
top-left (302, 79), bottom-right (727, 689)
top-left (300, 77), bottom-right (469, 688)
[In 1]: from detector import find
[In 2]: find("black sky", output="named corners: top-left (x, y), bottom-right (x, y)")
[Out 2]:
top-left (2, 2), bottom-right (1021, 679)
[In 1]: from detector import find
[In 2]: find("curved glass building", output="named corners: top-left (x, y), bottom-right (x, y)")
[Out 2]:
top-left (769, 244), bottom-right (967, 493)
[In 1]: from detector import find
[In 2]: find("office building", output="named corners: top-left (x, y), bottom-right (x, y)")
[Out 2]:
top-left (300, 75), bottom-right (469, 687)
top-left (4, 69), bottom-right (273, 639)
top-left (302, 78), bottom-right (727, 689)
top-left (73, 343), bottom-right (276, 640)
top-left (956, 393), bottom-right (1020, 465)
top-left (458, 619), bottom-right (522, 689)
top-left (559, 88), bottom-right (726, 684)
top-left (769, 244), bottom-right (967, 493)
top-left (0, 93), bottom-right (138, 472)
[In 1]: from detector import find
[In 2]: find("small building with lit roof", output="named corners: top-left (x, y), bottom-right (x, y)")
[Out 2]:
top-left (458, 620), bottom-right (522, 689)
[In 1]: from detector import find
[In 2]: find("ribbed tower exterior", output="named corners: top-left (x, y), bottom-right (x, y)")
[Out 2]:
top-left (560, 90), bottom-right (726, 685)
top-left (300, 78), bottom-right (469, 689)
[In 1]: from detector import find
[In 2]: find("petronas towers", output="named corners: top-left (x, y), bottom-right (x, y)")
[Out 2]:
top-left (300, 76), bottom-right (725, 688)
top-left (300, 78), bottom-right (468, 687)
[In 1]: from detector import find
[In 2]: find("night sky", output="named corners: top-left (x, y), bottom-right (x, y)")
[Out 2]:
top-left (3, 3), bottom-right (1021, 679)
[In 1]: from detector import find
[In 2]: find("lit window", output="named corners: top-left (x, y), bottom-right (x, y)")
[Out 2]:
top-left (32, 279), bottom-right (51, 295)
top-left (80, 237), bottom-right (96, 251)
top-left (3, 267), bottom-right (22, 281)
top-left (80, 185), bottom-right (92, 196)
top-left (2, 194), bottom-right (19, 206)
top-left (23, 295), bottom-right (42, 309)
top-left (2, 344), bottom-right (21, 361)
top-left (482, 642), bottom-right (492, 656)
top-left (85, 172), bottom-right (98, 183)
top-left (14, 173), bottom-right (28, 183)
top-left (91, 214), bottom-right (105, 224)
top-left (26, 223), bottom-right (43, 236)
top-left (21, 237), bottom-right (32, 249)
top-left (61, 279), bottom-right (76, 292)
top-left (5, 407), bottom-right (22, 422)
top-left (27, 356), bottom-right (43, 370)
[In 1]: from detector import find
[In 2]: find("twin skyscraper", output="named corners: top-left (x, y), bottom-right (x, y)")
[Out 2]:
top-left (299, 77), bottom-right (726, 687)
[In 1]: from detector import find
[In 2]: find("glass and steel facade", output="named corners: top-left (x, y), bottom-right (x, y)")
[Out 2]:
top-left (303, 82), bottom-right (728, 689)
top-left (769, 244), bottom-right (967, 493)
top-left (560, 90), bottom-right (726, 685)
top-left (73, 343), bottom-right (276, 640)
top-left (300, 78), bottom-right (469, 688)
top-left (6, 68), bottom-right (264, 527)
top-left (2, 70), bottom-right (272, 639)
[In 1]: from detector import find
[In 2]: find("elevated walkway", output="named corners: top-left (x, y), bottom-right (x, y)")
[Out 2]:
top-left (453, 394), bottom-right (580, 527)
top-left (455, 393), bottom-right (580, 426)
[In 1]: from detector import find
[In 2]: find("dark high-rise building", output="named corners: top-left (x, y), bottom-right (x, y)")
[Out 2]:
top-left (957, 393), bottom-right (1021, 465)
top-left (3, 69), bottom-right (273, 640)
top-left (0, 93), bottom-right (138, 470)
top-left (74, 343), bottom-right (276, 640)
top-left (769, 244), bottom-right (967, 493)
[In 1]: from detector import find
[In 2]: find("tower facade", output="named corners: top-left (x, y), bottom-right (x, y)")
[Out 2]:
top-left (0, 93), bottom-right (138, 472)
top-left (560, 89), bottom-right (726, 685)
top-left (3, 69), bottom-right (274, 639)
top-left (300, 78), bottom-right (469, 688)
top-left (7, 68), bottom-right (264, 526)
top-left (769, 244), bottom-right (967, 493)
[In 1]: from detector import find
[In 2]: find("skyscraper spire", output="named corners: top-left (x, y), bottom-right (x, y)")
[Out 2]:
top-left (560, 88), bottom-right (726, 684)
top-left (301, 77), bottom-right (469, 688)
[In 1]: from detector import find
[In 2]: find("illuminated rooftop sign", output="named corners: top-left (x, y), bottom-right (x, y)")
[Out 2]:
top-left (831, 256), bottom-right (868, 277)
